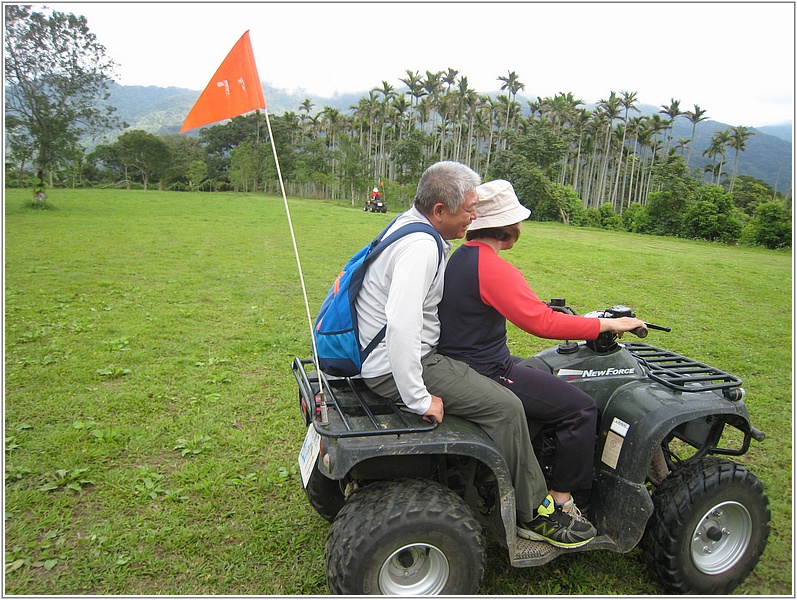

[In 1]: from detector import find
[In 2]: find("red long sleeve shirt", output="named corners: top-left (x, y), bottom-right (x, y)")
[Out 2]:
top-left (438, 241), bottom-right (600, 377)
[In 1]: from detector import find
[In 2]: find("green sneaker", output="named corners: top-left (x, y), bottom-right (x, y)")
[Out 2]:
top-left (518, 495), bottom-right (597, 548)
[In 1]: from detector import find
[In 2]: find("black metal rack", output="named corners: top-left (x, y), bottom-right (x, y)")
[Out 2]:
top-left (292, 358), bottom-right (438, 438)
top-left (624, 343), bottom-right (742, 392)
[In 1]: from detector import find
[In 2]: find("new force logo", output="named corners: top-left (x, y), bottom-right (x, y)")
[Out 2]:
top-left (557, 367), bottom-right (636, 381)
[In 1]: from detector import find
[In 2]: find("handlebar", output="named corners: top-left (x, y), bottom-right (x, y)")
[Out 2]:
top-left (546, 299), bottom-right (670, 347)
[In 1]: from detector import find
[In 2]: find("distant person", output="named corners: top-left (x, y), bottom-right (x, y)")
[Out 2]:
top-left (437, 179), bottom-right (646, 547)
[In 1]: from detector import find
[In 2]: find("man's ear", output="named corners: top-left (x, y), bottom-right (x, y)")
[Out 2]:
top-left (431, 202), bottom-right (447, 221)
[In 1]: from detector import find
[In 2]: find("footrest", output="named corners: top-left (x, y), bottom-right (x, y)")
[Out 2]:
top-left (511, 535), bottom-right (616, 567)
top-left (515, 537), bottom-right (556, 560)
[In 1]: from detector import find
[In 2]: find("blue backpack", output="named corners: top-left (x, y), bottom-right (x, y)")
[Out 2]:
top-left (313, 218), bottom-right (443, 377)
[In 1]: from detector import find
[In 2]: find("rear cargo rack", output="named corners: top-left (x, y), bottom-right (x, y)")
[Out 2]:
top-left (624, 343), bottom-right (742, 392)
top-left (292, 358), bottom-right (438, 438)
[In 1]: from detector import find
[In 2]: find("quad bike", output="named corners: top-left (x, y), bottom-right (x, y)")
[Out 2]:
top-left (293, 301), bottom-right (770, 595)
top-left (364, 196), bottom-right (387, 213)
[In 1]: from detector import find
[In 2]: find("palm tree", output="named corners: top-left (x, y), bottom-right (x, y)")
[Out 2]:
top-left (703, 162), bottom-right (722, 184)
top-left (595, 92), bottom-right (621, 207)
top-left (548, 93), bottom-right (584, 186)
top-left (306, 114), bottom-right (322, 138)
top-left (624, 115), bottom-right (644, 207)
top-left (422, 70), bottom-right (443, 128)
top-left (299, 97), bottom-right (314, 116)
top-left (321, 106), bottom-right (342, 176)
top-left (728, 125), bottom-right (754, 192)
top-left (361, 91), bottom-right (380, 160)
top-left (497, 70), bottom-right (525, 148)
top-left (372, 82), bottom-right (396, 178)
top-left (632, 122), bottom-right (653, 203)
top-left (442, 67), bottom-right (459, 92)
top-left (391, 94), bottom-right (410, 139)
top-left (282, 111), bottom-right (301, 145)
top-left (658, 98), bottom-right (682, 153)
top-left (703, 129), bottom-right (730, 186)
top-left (471, 108), bottom-right (490, 175)
top-left (611, 90), bottom-right (639, 209)
top-left (454, 76), bottom-right (476, 163)
top-left (480, 96), bottom-right (499, 177)
top-left (298, 98), bottom-right (315, 138)
top-left (683, 104), bottom-right (708, 168)
top-left (463, 90), bottom-right (482, 166)
top-left (675, 138), bottom-right (691, 156)
top-left (643, 138), bottom-right (664, 200)
top-left (436, 92), bottom-right (455, 161)
top-left (399, 69), bottom-right (427, 130)
top-left (527, 98), bottom-right (542, 120)
top-left (569, 108), bottom-right (591, 195)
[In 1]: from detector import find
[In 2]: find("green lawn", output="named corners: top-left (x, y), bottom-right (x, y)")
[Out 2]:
top-left (4, 188), bottom-right (792, 595)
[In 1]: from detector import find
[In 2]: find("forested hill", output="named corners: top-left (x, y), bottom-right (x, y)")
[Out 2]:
top-left (103, 82), bottom-right (793, 194)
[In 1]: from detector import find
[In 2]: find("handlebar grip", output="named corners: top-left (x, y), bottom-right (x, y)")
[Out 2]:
top-left (630, 326), bottom-right (648, 338)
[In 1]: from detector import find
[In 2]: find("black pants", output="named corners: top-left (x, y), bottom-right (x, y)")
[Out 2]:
top-left (494, 356), bottom-right (597, 493)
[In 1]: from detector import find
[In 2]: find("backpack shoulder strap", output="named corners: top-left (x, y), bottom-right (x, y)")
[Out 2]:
top-left (359, 221), bottom-right (444, 360)
top-left (367, 221), bottom-right (444, 267)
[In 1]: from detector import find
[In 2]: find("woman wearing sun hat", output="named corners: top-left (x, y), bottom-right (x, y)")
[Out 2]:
top-left (437, 179), bottom-right (646, 548)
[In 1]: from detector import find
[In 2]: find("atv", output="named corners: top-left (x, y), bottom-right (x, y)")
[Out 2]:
top-left (293, 301), bottom-right (770, 595)
top-left (364, 196), bottom-right (387, 213)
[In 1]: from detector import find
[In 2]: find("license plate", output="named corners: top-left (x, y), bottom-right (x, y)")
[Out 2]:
top-left (298, 423), bottom-right (321, 487)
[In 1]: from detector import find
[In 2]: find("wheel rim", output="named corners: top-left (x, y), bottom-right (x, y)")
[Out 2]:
top-left (378, 543), bottom-right (450, 595)
top-left (690, 500), bottom-right (752, 575)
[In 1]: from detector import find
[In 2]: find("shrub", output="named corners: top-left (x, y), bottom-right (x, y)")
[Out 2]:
top-left (598, 203), bottom-right (624, 230)
top-left (643, 190), bottom-right (685, 235)
top-left (535, 183), bottom-right (584, 225)
top-left (575, 207), bottom-right (601, 228)
top-left (683, 201), bottom-right (736, 243)
top-left (750, 201), bottom-right (792, 249)
top-left (622, 202), bottom-right (646, 232)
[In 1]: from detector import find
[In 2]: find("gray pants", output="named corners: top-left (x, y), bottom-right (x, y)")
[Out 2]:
top-left (364, 349), bottom-right (547, 522)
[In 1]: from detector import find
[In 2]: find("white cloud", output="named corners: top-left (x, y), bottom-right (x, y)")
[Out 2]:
top-left (49, 1), bottom-right (795, 126)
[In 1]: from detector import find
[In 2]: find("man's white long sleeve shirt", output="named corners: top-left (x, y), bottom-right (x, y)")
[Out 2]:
top-left (355, 207), bottom-right (451, 415)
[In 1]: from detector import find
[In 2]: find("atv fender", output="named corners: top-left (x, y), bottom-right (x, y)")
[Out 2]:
top-left (315, 414), bottom-right (520, 548)
top-left (590, 380), bottom-right (756, 549)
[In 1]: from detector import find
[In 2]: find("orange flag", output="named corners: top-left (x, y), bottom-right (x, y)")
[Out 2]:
top-left (180, 30), bottom-right (267, 133)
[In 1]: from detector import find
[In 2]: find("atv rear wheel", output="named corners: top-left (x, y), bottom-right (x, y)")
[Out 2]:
top-left (325, 478), bottom-right (485, 595)
top-left (641, 457), bottom-right (770, 594)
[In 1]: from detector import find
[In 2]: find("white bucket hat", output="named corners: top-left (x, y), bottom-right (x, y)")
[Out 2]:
top-left (469, 180), bottom-right (531, 230)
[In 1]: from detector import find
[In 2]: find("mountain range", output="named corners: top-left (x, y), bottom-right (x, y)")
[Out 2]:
top-left (101, 82), bottom-right (793, 194)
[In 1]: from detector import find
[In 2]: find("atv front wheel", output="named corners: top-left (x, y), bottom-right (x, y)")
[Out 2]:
top-left (325, 478), bottom-right (485, 595)
top-left (642, 457), bottom-right (770, 594)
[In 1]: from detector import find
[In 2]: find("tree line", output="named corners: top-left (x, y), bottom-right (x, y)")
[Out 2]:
top-left (4, 5), bottom-right (791, 249)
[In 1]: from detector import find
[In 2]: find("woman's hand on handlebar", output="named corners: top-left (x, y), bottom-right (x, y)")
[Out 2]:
top-left (599, 317), bottom-right (648, 337)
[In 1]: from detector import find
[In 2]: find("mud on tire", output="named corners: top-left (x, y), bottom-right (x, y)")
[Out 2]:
top-left (641, 456), bottom-right (770, 594)
top-left (325, 477), bottom-right (485, 595)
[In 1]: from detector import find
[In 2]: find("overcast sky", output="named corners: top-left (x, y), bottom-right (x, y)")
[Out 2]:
top-left (49, 2), bottom-right (794, 127)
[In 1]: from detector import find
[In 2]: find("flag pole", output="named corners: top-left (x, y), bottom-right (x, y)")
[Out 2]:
top-left (261, 109), bottom-right (329, 423)
top-left (179, 30), bottom-right (328, 422)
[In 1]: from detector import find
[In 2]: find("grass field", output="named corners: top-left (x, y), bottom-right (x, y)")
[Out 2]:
top-left (4, 188), bottom-right (792, 595)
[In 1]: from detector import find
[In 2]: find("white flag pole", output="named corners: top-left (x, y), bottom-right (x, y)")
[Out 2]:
top-left (261, 109), bottom-right (329, 423)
